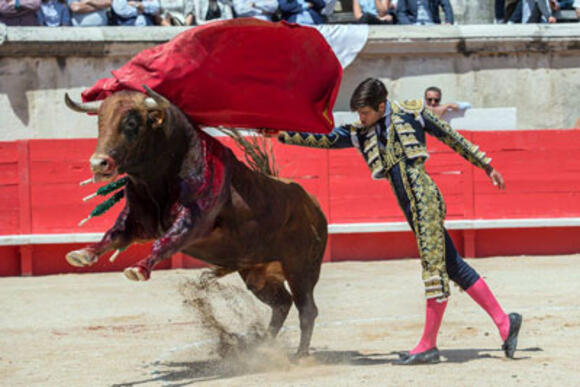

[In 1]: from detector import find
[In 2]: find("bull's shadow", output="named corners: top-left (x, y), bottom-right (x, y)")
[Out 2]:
top-left (111, 349), bottom-right (394, 386)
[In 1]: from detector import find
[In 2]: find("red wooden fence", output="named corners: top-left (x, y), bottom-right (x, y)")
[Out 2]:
top-left (1, 129), bottom-right (579, 276)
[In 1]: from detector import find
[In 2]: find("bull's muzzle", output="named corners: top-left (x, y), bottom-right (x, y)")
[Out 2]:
top-left (89, 153), bottom-right (117, 181)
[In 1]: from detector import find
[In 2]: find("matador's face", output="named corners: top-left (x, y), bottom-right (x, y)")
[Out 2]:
top-left (356, 102), bottom-right (386, 127)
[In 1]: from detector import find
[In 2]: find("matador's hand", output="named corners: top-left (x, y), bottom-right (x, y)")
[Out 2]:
top-left (485, 166), bottom-right (505, 190)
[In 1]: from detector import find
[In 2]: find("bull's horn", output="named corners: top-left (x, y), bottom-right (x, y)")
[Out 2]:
top-left (142, 85), bottom-right (170, 109)
top-left (64, 93), bottom-right (100, 114)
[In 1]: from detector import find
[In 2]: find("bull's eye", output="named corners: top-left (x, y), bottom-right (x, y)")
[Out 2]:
top-left (121, 111), bottom-right (142, 141)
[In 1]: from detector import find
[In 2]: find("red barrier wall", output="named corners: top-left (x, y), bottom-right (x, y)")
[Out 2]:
top-left (1, 129), bottom-right (579, 276)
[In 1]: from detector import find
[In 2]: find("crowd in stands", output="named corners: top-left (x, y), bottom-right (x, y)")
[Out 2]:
top-left (1, 0), bottom-right (578, 26)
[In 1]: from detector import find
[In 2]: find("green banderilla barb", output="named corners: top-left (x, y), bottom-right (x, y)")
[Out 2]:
top-left (82, 176), bottom-right (129, 202)
top-left (78, 179), bottom-right (127, 227)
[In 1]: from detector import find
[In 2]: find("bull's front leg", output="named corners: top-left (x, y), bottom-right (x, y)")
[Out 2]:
top-left (66, 205), bottom-right (135, 267)
top-left (123, 203), bottom-right (199, 281)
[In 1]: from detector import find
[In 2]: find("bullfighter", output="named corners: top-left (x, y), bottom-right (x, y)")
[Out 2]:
top-left (278, 77), bottom-right (522, 365)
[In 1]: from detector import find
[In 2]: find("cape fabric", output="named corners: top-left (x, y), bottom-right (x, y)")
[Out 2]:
top-left (82, 19), bottom-right (342, 134)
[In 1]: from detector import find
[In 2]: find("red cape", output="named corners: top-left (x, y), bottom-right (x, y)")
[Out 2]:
top-left (82, 19), bottom-right (342, 134)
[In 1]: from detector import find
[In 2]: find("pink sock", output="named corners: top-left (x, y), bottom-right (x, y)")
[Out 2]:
top-left (410, 298), bottom-right (448, 354)
top-left (466, 278), bottom-right (510, 341)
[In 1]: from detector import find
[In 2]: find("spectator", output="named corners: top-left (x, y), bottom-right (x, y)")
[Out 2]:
top-left (157, 0), bottom-right (195, 25)
top-left (424, 86), bottom-right (471, 119)
top-left (37, 0), bottom-right (70, 25)
top-left (190, 0), bottom-right (233, 24)
top-left (320, 0), bottom-right (335, 19)
top-left (68, 0), bottom-right (111, 26)
top-left (278, 0), bottom-right (325, 24)
top-left (0, 0), bottom-right (41, 25)
top-left (353, 0), bottom-right (395, 24)
top-left (555, 0), bottom-right (573, 9)
top-left (495, 0), bottom-right (505, 22)
top-left (111, 0), bottom-right (159, 25)
top-left (396, 0), bottom-right (453, 25)
top-left (232, 0), bottom-right (278, 20)
top-left (504, 0), bottom-right (523, 22)
top-left (575, 0), bottom-right (580, 17)
top-left (522, 0), bottom-right (556, 22)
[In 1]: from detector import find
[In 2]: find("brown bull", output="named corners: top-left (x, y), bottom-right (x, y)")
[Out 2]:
top-left (64, 87), bottom-right (327, 356)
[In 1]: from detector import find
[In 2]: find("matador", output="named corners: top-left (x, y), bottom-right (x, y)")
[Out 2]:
top-left (278, 78), bottom-right (522, 365)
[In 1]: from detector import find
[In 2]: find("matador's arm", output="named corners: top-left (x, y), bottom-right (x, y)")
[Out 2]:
top-left (422, 108), bottom-right (491, 170)
top-left (278, 125), bottom-right (355, 149)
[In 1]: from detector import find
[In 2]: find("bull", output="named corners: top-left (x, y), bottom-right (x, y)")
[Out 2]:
top-left (63, 87), bottom-right (327, 357)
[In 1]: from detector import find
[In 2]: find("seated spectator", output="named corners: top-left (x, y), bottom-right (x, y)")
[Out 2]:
top-left (555, 0), bottom-right (574, 9)
top-left (495, 0), bottom-right (505, 22)
top-left (522, 0), bottom-right (556, 22)
top-left (68, 0), bottom-right (111, 26)
top-left (278, 0), bottom-right (325, 24)
top-left (353, 0), bottom-right (394, 24)
top-left (157, 0), bottom-right (194, 25)
top-left (396, 0), bottom-right (453, 25)
top-left (321, 0), bottom-right (335, 19)
top-left (232, 0), bottom-right (278, 21)
top-left (424, 86), bottom-right (471, 119)
top-left (37, 0), bottom-right (70, 25)
top-left (111, 0), bottom-right (159, 25)
top-left (0, 0), bottom-right (41, 25)
top-left (190, 0), bottom-right (233, 24)
top-left (504, 0), bottom-right (523, 22)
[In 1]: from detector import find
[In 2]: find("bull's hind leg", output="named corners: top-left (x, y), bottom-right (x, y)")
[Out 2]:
top-left (284, 259), bottom-right (321, 358)
top-left (239, 263), bottom-right (293, 338)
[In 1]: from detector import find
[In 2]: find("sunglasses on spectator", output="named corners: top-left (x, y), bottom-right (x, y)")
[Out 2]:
top-left (426, 98), bottom-right (441, 103)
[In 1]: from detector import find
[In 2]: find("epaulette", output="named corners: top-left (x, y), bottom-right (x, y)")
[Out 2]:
top-left (394, 99), bottom-right (425, 115)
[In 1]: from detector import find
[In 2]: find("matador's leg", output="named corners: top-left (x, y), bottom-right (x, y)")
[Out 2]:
top-left (391, 160), bottom-right (448, 364)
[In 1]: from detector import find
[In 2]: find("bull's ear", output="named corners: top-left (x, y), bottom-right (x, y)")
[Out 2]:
top-left (147, 109), bottom-right (165, 128)
top-left (147, 109), bottom-right (172, 137)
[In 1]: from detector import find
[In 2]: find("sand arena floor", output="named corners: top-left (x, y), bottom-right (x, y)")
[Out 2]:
top-left (1, 254), bottom-right (579, 386)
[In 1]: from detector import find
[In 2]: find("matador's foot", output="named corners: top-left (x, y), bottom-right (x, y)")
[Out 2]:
top-left (394, 348), bottom-right (440, 365)
top-left (66, 248), bottom-right (98, 267)
top-left (123, 264), bottom-right (151, 281)
top-left (502, 312), bottom-right (522, 359)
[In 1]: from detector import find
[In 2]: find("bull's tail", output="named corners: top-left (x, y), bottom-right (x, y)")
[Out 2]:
top-left (217, 128), bottom-right (278, 177)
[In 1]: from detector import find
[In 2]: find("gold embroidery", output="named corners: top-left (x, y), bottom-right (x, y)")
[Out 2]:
top-left (399, 160), bottom-right (450, 300)
top-left (399, 133), bottom-right (420, 147)
top-left (423, 109), bottom-right (491, 169)
top-left (395, 99), bottom-right (425, 115)
top-left (362, 136), bottom-right (378, 153)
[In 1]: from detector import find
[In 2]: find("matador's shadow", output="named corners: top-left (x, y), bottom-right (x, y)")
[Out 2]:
top-left (112, 349), bottom-right (394, 386)
top-left (438, 346), bottom-right (542, 364)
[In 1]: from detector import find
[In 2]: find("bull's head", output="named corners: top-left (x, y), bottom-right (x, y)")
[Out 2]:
top-left (65, 86), bottom-right (173, 183)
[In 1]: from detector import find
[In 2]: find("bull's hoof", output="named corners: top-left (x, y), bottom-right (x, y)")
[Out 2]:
top-left (123, 265), bottom-right (150, 281)
top-left (66, 249), bottom-right (98, 267)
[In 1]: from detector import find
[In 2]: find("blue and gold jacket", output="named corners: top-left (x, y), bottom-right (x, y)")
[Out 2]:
top-left (279, 99), bottom-right (491, 179)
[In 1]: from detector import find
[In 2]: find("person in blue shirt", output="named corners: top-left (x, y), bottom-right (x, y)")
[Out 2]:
top-left (396, 0), bottom-right (454, 25)
top-left (278, 78), bottom-right (522, 365)
top-left (68, 0), bottom-right (111, 26)
top-left (353, 0), bottom-right (395, 24)
top-left (111, 0), bottom-right (160, 25)
top-left (278, 0), bottom-right (325, 24)
top-left (37, 0), bottom-right (70, 25)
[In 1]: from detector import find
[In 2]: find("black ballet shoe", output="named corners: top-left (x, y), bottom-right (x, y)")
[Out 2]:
top-left (397, 351), bottom-right (410, 359)
top-left (394, 348), bottom-right (440, 365)
top-left (502, 312), bottom-right (522, 359)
